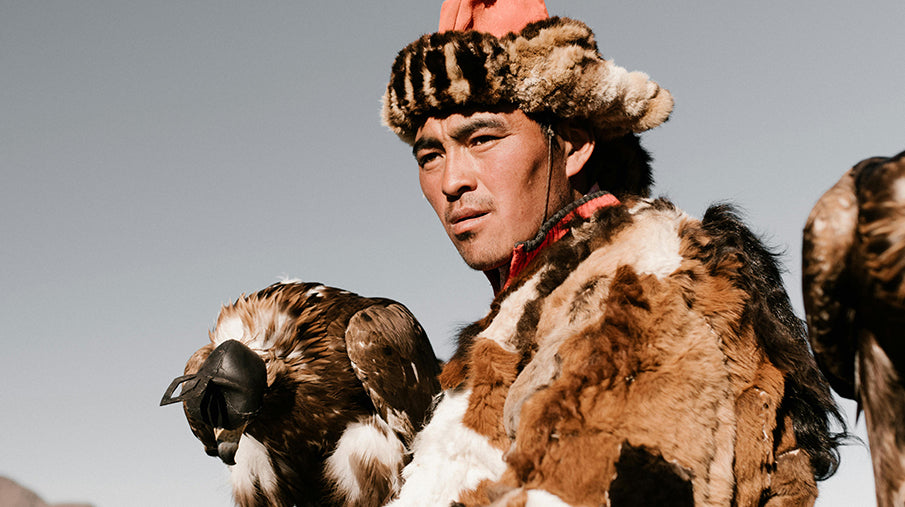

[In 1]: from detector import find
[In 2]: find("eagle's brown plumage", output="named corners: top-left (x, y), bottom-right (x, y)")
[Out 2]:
top-left (803, 149), bottom-right (905, 507)
top-left (163, 281), bottom-right (442, 507)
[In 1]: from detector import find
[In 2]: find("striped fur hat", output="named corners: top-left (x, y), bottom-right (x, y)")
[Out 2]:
top-left (381, 5), bottom-right (674, 144)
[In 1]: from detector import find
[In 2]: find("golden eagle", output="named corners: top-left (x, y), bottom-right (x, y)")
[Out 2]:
top-left (161, 281), bottom-right (441, 507)
top-left (803, 150), bottom-right (905, 507)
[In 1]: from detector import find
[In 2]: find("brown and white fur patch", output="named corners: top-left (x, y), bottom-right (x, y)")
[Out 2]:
top-left (387, 388), bottom-right (507, 506)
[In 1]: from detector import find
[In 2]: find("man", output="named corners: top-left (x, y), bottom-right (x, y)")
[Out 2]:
top-left (381, 1), bottom-right (843, 505)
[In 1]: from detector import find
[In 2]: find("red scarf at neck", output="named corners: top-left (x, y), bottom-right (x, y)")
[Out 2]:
top-left (485, 191), bottom-right (621, 294)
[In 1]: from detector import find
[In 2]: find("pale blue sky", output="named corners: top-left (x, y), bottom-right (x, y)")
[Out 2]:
top-left (2, 1), bottom-right (902, 505)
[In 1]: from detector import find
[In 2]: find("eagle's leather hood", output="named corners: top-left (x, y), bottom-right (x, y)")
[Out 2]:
top-left (161, 339), bottom-right (266, 432)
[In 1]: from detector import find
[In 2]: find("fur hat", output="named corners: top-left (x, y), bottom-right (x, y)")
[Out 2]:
top-left (382, 12), bottom-right (674, 144)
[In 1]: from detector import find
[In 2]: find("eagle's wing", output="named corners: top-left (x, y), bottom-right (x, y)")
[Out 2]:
top-left (828, 151), bottom-right (905, 507)
top-left (802, 167), bottom-right (859, 399)
top-left (182, 342), bottom-right (218, 456)
top-left (345, 301), bottom-right (441, 442)
top-left (803, 150), bottom-right (905, 400)
top-left (852, 152), bottom-right (905, 374)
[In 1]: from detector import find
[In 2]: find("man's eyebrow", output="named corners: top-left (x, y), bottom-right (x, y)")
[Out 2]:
top-left (412, 117), bottom-right (508, 156)
top-left (412, 137), bottom-right (441, 157)
top-left (448, 117), bottom-right (506, 141)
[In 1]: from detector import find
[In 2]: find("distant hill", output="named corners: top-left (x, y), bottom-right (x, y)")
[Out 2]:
top-left (0, 477), bottom-right (93, 507)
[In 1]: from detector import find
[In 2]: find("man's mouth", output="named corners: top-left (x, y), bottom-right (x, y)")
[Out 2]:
top-left (449, 209), bottom-right (489, 235)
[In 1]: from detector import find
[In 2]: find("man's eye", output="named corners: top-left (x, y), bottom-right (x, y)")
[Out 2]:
top-left (472, 135), bottom-right (497, 146)
top-left (417, 152), bottom-right (440, 168)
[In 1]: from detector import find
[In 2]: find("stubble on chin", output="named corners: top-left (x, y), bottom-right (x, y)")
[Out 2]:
top-left (451, 233), bottom-right (510, 272)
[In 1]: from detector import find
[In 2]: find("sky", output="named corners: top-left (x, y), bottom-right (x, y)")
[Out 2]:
top-left (2, 1), bottom-right (902, 505)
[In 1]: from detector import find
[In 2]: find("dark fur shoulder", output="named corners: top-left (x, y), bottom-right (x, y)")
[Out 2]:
top-left (591, 133), bottom-right (654, 199)
top-left (701, 203), bottom-right (845, 480)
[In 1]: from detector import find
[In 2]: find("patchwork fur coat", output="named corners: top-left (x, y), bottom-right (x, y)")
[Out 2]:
top-left (388, 192), bottom-right (839, 507)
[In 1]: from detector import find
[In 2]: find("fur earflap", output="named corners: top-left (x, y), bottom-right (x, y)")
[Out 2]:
top-left (382, 17), bottom-right (673, 144)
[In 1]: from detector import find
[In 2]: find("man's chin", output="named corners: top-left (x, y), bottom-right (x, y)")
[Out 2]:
top-left (455, 246), bottom-right (508, 272)
top-left (463, 258), bottom-right (506, 272)
top-left (449, 232), bottom-right (511, 272)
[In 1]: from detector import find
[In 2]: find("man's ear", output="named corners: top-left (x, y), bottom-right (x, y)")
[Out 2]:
top-left (558, 122), bottom-right (596, 178)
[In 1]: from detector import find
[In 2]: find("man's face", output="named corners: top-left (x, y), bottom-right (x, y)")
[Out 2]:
top-left (413, 108), bottom-right (573, 271)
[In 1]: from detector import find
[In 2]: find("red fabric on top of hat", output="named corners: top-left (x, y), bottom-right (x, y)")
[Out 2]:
top-left (438, 0), bottom-right (549, 37)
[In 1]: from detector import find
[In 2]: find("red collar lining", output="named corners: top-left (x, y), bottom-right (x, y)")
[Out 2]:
top-left (485, 192), bottom-right (621, 293)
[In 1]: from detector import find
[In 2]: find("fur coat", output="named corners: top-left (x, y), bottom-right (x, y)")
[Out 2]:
top-left (388, 193), bottom-right (838, 507)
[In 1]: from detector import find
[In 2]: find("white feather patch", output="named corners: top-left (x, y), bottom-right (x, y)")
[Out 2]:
top-left (305, 284), bottom-right (327, 299)
top-left (893, 176), bottom-right (905, 204)
top-left (230, 434), bottom-right (278, 501)
top-left (213, 316), bottom-right (246, 345)
top-left (325, 415), bottom-right (405, 504)
top-left (213, 308), bottom-right (294, 353)
top-left (387, 389), bottom-right (506, 506)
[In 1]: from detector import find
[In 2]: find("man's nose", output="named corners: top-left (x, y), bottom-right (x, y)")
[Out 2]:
top-left (441, 149), bottom-right (476, 201)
